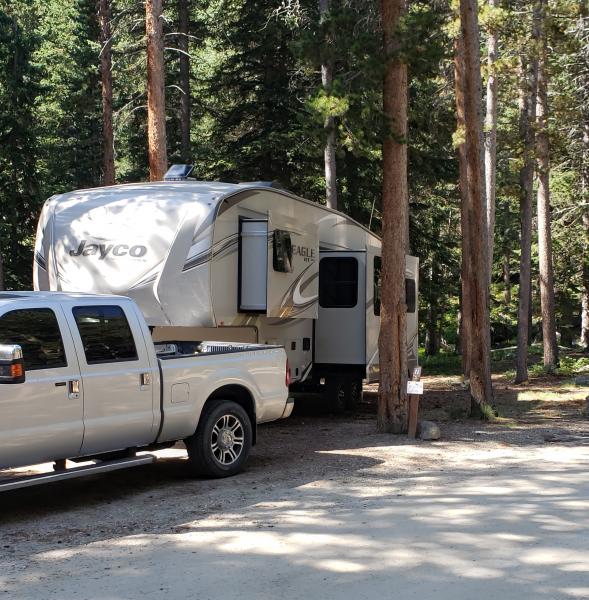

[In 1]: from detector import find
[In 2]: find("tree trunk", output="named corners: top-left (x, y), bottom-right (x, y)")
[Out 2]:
top-left (146, 0), bottom-right (168, 181)
top-left (536, 2), bottom-right (559, 369)
top-left (454, 36), bottom-right (471, 379)
top-left (319, 0), bottom-right (337, 210)
top-left (459, 0), bottom-right (493, 413)
top-left (0, 252), bottom-right (4, 291)
top-left (178, 0), bottom-right (191, 163)
top-left (582, 212), bottom-right (589, 350)
top-left (485, 0), bottom-right (498, 283)
top-left (581, 120), bottom-right (589, 350)
top-left (579, 1), bottom-right (589, 351)
top-left (503, 246), bottom-right (511, 306)
top-left (98, 0), bottom-right (115, 185)
top-left (515, 7), bottom-right (540, 384)
top-left (377, 0), bottom-right (408, 434)
top-left (425, 261), bottom-right (440, 356)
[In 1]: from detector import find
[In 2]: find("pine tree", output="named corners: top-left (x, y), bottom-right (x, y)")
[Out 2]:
top-left (0, 1), bottom-right (42, 290)
top-left (98, 0), bottom-right (115, 185)
top-left (145, 0), bottom-right (167, 180)
top-left (459, 0), bottom-right (493, 412)
top-left (536, 0), bottom-right (558, 369)
top-left (378, 0), bottom-right (409, 433)
top-left (515, 2), bottom-right (540, 383)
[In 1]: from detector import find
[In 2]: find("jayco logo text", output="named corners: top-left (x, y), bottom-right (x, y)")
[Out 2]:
top-left (69, 240), bottom-right (147, 259)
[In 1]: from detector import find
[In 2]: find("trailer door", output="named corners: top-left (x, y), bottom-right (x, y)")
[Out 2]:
top-left (314, 251), bottom-right (366, 366)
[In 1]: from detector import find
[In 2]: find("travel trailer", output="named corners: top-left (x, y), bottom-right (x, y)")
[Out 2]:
top-left (34, 175), bottom-right (419, 410)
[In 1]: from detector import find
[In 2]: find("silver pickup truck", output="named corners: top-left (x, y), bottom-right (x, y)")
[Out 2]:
top-left (0, 292), bottom-right (292, 491)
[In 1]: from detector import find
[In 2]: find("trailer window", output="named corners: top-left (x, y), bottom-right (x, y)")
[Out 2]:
top-left (373, 257), bottom-right (417, 315)
top-left (273, 230), bottom-right (293, 273)
top-left (319, 257), bottom-right (358, 308)
top-left (73, 305), bottom-right (138, 364)
top-left (406, 278), bottom-right (416, 313)
top-left (0, 308), bottom-right (67, 370)
top-left (374, 257), bottom-right (382, 315)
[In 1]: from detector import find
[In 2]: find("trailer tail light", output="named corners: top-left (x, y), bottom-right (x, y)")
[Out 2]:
top-left (286, 359), bottom-right (291, 387)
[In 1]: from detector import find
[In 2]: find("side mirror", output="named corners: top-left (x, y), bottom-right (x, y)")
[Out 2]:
top-left (0, 345), bottom-right (26, 384)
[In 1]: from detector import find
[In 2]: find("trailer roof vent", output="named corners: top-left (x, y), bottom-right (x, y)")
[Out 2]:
top-left (164, 164), bottom-right (195, 181)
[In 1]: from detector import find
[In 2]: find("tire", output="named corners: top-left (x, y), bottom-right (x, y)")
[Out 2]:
top-left (345, 378), bottom-right (363, 410)
top-left (185, 400), bottom-right (253, 478)
top-left (326, 378), bottom-right (347, 414)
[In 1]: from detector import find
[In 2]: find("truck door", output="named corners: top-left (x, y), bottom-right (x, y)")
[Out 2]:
top-left (67, 303), bottom-right (156, 455)
top-left (314, 252), bottom-right (366, 366)
top-left (0, 305), bottom-right (84, 468)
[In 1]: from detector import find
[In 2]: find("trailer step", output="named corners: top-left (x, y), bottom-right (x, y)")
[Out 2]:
top-left (0, 455), bottom-right (156, 493)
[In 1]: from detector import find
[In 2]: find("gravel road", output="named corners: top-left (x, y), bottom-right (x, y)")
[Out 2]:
top-left (1, 405), bottom-right (588, 599)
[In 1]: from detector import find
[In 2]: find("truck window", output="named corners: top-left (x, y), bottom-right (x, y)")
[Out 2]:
top-left (72, 305), bottom-right (138, 364)
top-left (319, 257), bottom-right (358, 308)
top-left (0, 308), bottom-right (67, 370)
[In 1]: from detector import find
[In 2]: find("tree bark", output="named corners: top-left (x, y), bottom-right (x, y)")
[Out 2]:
top-left (146, 0), bottom-right (168, 181)
top-left (319, 0), bottom-right (337, 210)
top-left (98, 0), bottom-right (115, 185)
top-left (425, 261), bottom-right (440, 356)
top-left (485, 0), bottom-right (498, 283)
top-left (0, 252), bottom-right (4, 291)
top-left (459, 0), bottom-right (493, 413)
top-left (578, 1), bottom-right (589, 350)
top-left (515, 7), bottom-right (540, 384)
top-left (377, 0), bottom-right (408, 434)
top-left (581, 119), bottom-right (589, 350)
top-left (536, 1), bottom-right (559, 369)
top-left (178, 0), bottom-right (191, 163)
top-left (454, 35), bottom-right (471, 380)
top-left (582, 208), bottom-right (589, 350)
top-left (503, 246), bottom-right (511, 306)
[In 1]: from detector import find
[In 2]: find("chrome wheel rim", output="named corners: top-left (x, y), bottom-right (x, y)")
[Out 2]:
top-left (211, 414), bottom-right (244, 466)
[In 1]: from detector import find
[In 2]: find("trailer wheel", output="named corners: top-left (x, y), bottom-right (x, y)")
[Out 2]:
top-left (345, 378), bottom-right (363, 410)
top-left (326, 378), bottom-right (347, 414)
top-left (185, 400), bottom-right (252, 478)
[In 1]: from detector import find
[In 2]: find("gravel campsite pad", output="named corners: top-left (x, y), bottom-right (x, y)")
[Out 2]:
top-left (1, 374), bottom-right (588, 599)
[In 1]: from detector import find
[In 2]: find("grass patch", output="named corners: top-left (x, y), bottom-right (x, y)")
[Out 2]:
top-left (421, 348), bottom-right (589, 380)
top-left (420, 352), bottom-right (463, 375)
top-left (479, 402), bottom-right (499, 421)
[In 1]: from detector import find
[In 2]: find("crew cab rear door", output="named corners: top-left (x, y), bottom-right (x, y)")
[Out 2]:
top-left (0, 303), bottom-right (84, 468)
top-left (65, 301), bottom-right (157, 455)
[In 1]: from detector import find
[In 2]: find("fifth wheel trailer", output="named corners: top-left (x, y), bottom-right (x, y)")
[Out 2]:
top-left (33, 178), bottom-right (419, 410)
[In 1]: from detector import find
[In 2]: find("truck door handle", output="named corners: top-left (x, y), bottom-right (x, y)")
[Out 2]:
top-left (140, 373), bottom-right (152, 388)
top-left (55, 381), bottom-right (67, 387)
top-left (68, 380), bottom-right (80, 399)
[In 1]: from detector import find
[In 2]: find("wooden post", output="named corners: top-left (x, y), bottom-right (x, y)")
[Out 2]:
top-left (408, 396), bottom-right (419, 438)
top-left (407, 366), bottom-right (422, 438)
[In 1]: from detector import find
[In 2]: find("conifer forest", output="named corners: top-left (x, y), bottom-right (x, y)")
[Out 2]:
top-left (1, 0), bottom-right (589, 403)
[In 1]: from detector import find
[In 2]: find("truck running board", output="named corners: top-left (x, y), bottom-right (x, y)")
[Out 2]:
top-left (0, 455), bottom-right (156, 493)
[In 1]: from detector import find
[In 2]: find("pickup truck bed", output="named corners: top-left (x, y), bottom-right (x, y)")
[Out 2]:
top-left (0, 292), bottom-right (291, 487)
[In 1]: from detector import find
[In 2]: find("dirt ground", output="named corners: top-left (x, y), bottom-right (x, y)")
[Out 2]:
top-left (1, 374), bottom-right (588, 599)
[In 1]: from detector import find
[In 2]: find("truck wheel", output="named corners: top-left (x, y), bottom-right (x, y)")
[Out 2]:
top-left (326, 378), bottom-right (347, 414)
top-left (185, 400), bottom-right (252, 478)
top-left (345, 378), bottom-right (363, 410)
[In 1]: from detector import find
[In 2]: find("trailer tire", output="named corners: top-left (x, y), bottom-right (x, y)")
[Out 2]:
top-left (326, 378), bottom-right (347, 414)
top-left (185, 400), bottom-right (252, 478)
top-left (345, 378), bottom-right (363, 410)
